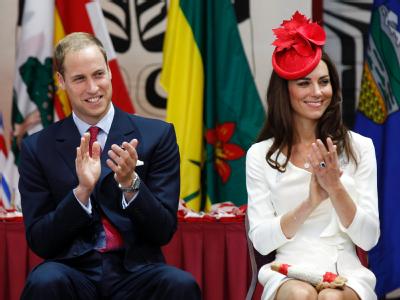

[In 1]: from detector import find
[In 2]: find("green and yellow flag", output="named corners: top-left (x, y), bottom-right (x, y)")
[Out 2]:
top-left (161, 0), bottom-right (264, 211)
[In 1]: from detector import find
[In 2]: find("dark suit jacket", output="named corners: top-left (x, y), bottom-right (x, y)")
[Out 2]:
top-left (19, 107), bottom-right (180, 271)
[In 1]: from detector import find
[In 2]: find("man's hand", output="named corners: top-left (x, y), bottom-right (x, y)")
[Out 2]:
top-left (106, 138), bottom-right (139, 188)
top-left (75, 132), bottom-right (101, 205)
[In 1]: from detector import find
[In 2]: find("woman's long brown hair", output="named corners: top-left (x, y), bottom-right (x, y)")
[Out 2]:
top-left (257, 52), bottom-right (357, 172)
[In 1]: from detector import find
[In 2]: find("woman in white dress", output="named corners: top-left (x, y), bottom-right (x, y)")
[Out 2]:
top-left (246, 11), bottom-right (380, 300)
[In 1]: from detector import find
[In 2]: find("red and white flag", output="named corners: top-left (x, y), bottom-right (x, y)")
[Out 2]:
top-left (0, 114), bottom-right (20, 211)
top-left (3, 0), bottom-right (135, 214)
top-left (54, 0), bottom-right (134, 118)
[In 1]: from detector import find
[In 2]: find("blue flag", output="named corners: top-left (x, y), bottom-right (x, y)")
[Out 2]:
top-left (354, 0), bottom-right (400, 296)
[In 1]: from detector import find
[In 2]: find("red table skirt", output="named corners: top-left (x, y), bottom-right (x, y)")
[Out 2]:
top-left (0, 219), bottom-right (263, 300)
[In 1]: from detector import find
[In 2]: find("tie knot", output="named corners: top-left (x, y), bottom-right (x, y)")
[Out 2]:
top-left (88, 126), bottom-right (100, 139)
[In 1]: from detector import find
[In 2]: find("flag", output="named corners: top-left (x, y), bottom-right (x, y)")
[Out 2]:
top-left (0, 114), bottom-right (11, 209)
top-left (160, 0), bottom-right (204, 211)
top-left (5, 0), bottom-right (134, 212)
top-left (9, 0), bottom-right (55, 211)
top-left (54, 0), bottom-right (134, 115)
top-left (354, 0), bottom-right (400, 296)
top-left (161, 0), bottom-right (264, 211)
top-left (0, 114), bottom-right (19, 211)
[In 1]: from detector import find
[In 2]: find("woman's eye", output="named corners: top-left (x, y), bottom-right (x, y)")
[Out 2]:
top-left (320, 79), bottom-right (330, 85)
top-left (297, 81), bottom-right (309, 87)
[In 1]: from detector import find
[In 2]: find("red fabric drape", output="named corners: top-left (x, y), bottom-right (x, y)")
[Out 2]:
top-left (0, 219), bottom-right (253, 300)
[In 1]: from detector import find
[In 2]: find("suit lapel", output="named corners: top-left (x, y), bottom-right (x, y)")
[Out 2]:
top-left (55, 116), bottom-right (81, 177)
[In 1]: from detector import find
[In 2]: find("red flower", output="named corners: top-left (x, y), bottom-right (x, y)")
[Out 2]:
top-left (272, 11), bottom-right (325, 56)
top-left (205, 122), bottom-right (245, 183)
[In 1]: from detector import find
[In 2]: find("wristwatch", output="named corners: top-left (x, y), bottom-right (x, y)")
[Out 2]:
top-left (118, 173), bottom-right (140, 193)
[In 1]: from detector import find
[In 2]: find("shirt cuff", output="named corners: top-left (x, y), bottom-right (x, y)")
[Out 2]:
top-left (73, 188), bottom-right (92, 214)
top-left (122, 191), bottom-right (139, 209)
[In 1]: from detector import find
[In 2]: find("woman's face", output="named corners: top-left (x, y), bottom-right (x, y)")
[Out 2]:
top-left (288, 60), bottom-right (332, 124)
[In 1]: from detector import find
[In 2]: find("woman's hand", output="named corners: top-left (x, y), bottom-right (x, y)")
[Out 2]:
top-left (308, 137), bottom-right (356, 228)
top-left (308, 137), bottom-right (342, 195)
top-left (308, 173), bottom-right (328, 207)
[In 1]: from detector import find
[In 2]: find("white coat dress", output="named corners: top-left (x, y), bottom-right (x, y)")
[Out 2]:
top-left (246, 131), bottom-right (380, 300)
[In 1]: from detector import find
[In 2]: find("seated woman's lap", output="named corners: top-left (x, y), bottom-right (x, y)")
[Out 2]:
top-left (275, 279), bottom-right (360, 300)
top-left (275, 279), bottom-right (318, 300)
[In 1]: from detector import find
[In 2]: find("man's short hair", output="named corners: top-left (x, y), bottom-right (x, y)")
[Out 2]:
top-left (54, 32), bottom-right (108, 76)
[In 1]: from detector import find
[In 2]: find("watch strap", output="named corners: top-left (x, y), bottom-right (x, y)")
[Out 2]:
top-left (118, 173), bottom-right (140, 193)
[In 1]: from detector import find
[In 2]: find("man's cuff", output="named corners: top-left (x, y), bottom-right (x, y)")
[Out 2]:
top-left (122, 191), bottom-right (139, 209)
top-left (73, 188), bottom-right (92, 214)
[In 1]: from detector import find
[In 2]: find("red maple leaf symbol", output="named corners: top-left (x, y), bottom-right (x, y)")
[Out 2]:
top-left (205, 122), bottom-right (245, 183)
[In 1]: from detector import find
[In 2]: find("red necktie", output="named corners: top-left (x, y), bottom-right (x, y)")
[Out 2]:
top-left (88, 126), bottom-right (124, 252)
top-left (88, 126), bottom-right (100, 157)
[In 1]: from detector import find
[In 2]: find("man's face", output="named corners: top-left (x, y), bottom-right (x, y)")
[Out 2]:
top-left (57, 45), bottom-right (112, 125)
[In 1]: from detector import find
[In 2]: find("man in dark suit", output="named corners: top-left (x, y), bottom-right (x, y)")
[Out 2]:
top-left (19, 32), bottom-right (201, 299)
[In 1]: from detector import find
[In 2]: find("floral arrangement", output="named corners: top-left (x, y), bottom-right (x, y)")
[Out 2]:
top-left (271, 262), bottom-right (348, 291)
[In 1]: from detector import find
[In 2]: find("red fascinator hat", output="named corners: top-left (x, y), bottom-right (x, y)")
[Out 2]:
top-left (272, 11), bottom-right (326, 80)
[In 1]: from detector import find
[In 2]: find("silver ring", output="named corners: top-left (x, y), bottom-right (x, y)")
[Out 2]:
top-left (319, 161), bottom-right (326, 168)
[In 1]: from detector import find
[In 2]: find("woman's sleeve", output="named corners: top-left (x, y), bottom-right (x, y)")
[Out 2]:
top-left (341, 137), bottom-right (380, 251)
top-left (246, 144), bottom-right (292, 255)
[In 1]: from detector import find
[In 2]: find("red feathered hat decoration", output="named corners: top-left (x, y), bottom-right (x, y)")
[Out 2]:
top-left (272, 11), bottom-right (326, 80)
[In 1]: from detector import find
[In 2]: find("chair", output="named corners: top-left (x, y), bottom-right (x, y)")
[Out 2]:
top-left (245, 213), bottom-right (368, 300)
top-left (245, 213), bottom-right (275, 300)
